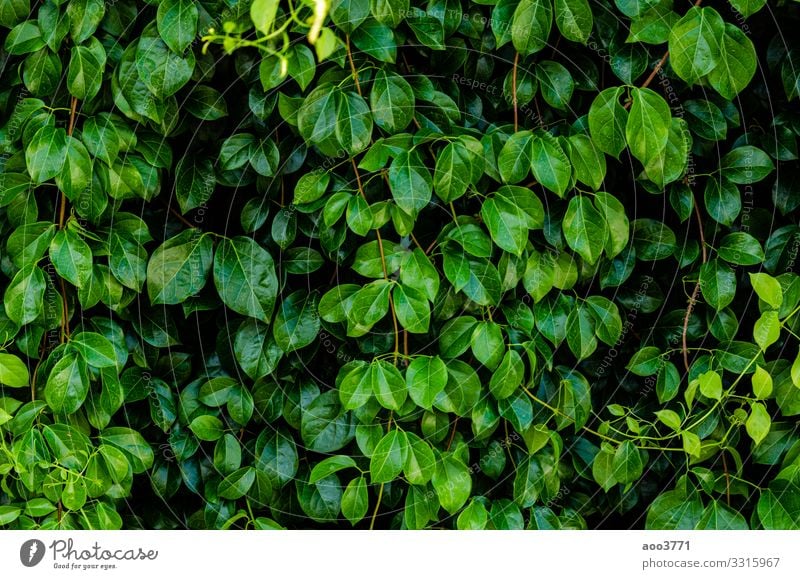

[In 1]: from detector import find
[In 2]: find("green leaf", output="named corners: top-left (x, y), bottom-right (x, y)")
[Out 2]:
top-left (489, 349), bottom-right (524, 400)
top-left (55, 136), bottom-right (93, 202)
top-left (729, 0), bottom-right (765, 18)
top-left (406, 355), bottom-right (448, 409)
top-left (471, 321), bottom-right (505, 371)
top-left (457, 499), bottom-right (489, 530)
top-left (4, 265), bottom-right (45, 326)
top-left (698, 370), bottom-right (723, 401)
top-left (752, 365), bottom-right (773, 399)
top-left (341, 476), bottom-right (369, 525)
top-left (718, 232), bottom-right (764, 266)
top-left (273, 291), bottom-right (320, 352)
top-left (370, 0), bottom-right (408, 27)
top-left (529, 130), bottom-right (571, 196)
top-left (189, 415), bottom-right (225, 441)
top-left (588, 87), bottom-right (628, 158)
top-left (67, 37), bottom-right (106, 101)
top-left (668, 6), bottom-right (724, 85)
top-left (67, 0), bottom-right (105, 44)
top-left (498, 131), bottom-right (533, 184)
top-left (175, 157), bottom-right (214, 214)
top-left (213, 236), bottom-right (278, 323)
top-left (749, 273), bottom-right (783, 309)
top-left (612, 440), bottom-right (643, 484)
top-left (655, 409), bottom-right (681, 431)
top-left (434, 141), bottom-right (473, 203)
top-left (0, 353), bottom-right (29, 387)
top-left (157, 0), bottom-right (198, 54)
top-left (699, 259), bottom-right (736, 311)
top-left (704, 176), bottom-right (740, 227)
top-left (335, 91), bottom-right (373, 155)
top-left (26, 125), bottom-right (67, 183)
top-left (136, 34), bottom-right (195, 98)
top-left (565, 304), bottom-right (597, 360)
top-left (745, 402), bottom-right (771, 446)
top-left (147, 229), bottom-right (213, 305)
top-left (554, 0), bottom-right (592, 44)
top-left (400, 249), bottom-right (439, 302)
top-left (646, 489), bottom-right (703, 529)
top-left (432, 454), bottom-right (472, 514)
top-left (251, 0), bottom-right (279, 34)
top-left (218, 467), bottom-right (256, 500)
top-left (49, 228), bottom-right (92, 288)
top-left (371, 359), bottom-right (407, 410)
top-left (568, 133), bottom-right (606, 191)
top-left (753, 311), bottom-right (780, 352)
top-left (626, 347), bottom-right (662, 376)
top-left (404, 432), bottom-right (436, 485)
top-left (69, 332), bottom-right (119, 369)
top-left (481, 194), bottom-right (528, 256)
top-left (696, 500), bottom-right (748, 530)
top-left (370, 70), bottom-right (414, 133)
top-left (563, 196), bottom-right (606, 265)
top-left (707, 24), bottom-right (757, 99)
top-left (626, 87), bottom-right (671, 171)
top-left (511, 0), bottom-right (552, 56)
top-left (720, 146), bottom-right (775, 185)
top-left (536, 61), bottom-right (574, 111)
top-left (45, 352), bottom-right (90, 414)
top-left (393, 284), bottom-right (430, 333)
top-left (5, 21), bottom-right (45, 55)
top-left (370, 429), bottom-right (408, 483)
top-left (309, 455), bottom-right (358, 484)
top-left (388, 150), bottom-right (432, 216)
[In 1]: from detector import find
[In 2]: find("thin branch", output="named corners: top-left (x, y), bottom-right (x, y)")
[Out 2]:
top-left (512, 52), bottom-right (520, 132)
top-left (682, 194), bottom-right (707, 373)
top-left (626, 0), bottom-right (703, 109)
top-left (369, 483), bottom-right (384, 530)
top-left (446, 417), bottom-right (459, 451)
top-left (352, 159), bottom-right (400, 363)
top-left (345, 35), bottom-right (362, 97)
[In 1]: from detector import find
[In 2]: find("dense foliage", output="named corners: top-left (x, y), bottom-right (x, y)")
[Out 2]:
top-left (1, 0), bottom-right (800, 530)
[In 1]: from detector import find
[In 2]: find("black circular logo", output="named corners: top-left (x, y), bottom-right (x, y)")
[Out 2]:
top-left (20, 539), bottom-right (46, 567)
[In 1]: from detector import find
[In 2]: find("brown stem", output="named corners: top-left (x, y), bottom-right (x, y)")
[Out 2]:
top-left (682, 194), bottom-right (708, 372)
top-left (626, 0), bottom-right (703, 108)
top-left (56, 97), bottom-right (80, 344)
top-left (345, 35), bottom-right (362, 97)
top-left (722, 452), bottom-right (731, 506)
top-left (161, 199), bottom-right (197, 229)
top-left (352, 159), bottom-right (400, 363)
top-left (446, 417), bottom-right (459, 451)
top-left (512, 52), bottom-right (520, 132)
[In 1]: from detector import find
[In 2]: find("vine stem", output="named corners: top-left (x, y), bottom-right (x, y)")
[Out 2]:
top-left (445, 417), bottom-right (459, 450)
top-left (57, 96), bottom-right (79, 344)
top-left (624, 0), bottom-right (702, 108)
top-left (521, 386), bottom-right (683, 451)
top-left (345, 41), bottom-right (401, 363)
top-left (682, 193), bottom-right (708, 372)
top-left (369, 483), bottom-right (385, 530)
top-left (351, 159), bottom-right (400, 363)
top-left (512, 52), bottom-right (520, 132)
top-left (345, 35), bottom-right (362, 97)
top-left (161, 199), bottom-right (196, 229)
